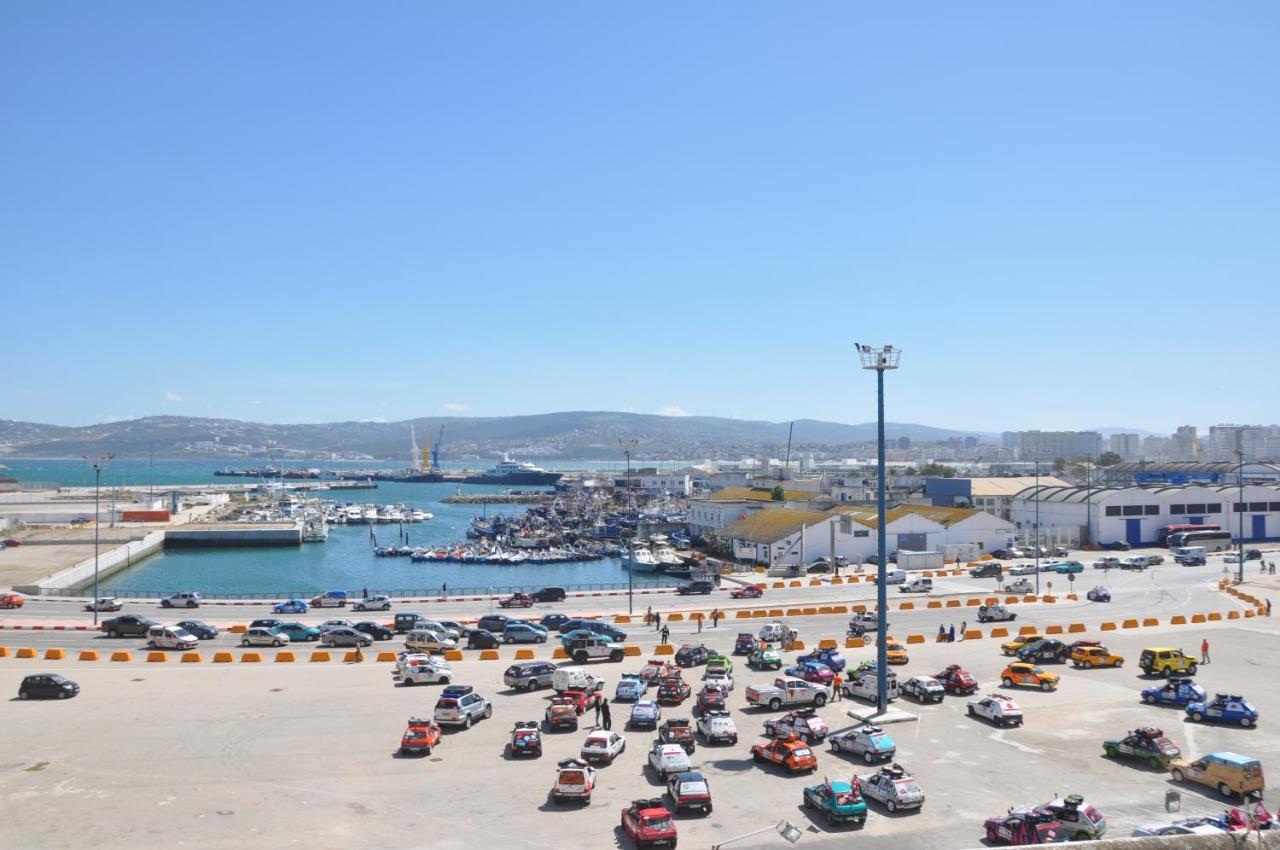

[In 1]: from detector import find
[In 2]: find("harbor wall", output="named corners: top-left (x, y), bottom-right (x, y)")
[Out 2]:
top-left (164, 527), bottom-right (301, 548)
top-left (16, 531), bottom-right (166, 595)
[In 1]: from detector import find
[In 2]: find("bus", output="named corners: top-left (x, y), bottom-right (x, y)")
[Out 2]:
top-left (1166, 530), bottom-right (1233, 552)
top-left (1158, 523), bottom-right (1220, 546)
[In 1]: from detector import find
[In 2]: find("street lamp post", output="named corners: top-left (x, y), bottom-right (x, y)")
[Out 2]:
top-left (1236, 447), bottom-right (1246, 584)
top-left (857, 343), bottom-right (900, 715)
top-left (619, 438), bottom-right (639, 614)
top-left (82, 453), bottom-right (115, 625)
top-left (1035, 456), bottom-right (1042, 596)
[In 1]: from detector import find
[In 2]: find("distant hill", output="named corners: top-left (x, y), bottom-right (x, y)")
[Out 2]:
top-left (0, 413), bottom-right (997, 461)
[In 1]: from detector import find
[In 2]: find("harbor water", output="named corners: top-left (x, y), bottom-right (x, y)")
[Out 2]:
top-left (2, 459), bottom-right (680, 595)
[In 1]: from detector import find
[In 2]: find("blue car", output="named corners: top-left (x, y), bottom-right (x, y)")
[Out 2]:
top-left (1140, 678), bottom-right (1206, 707)
top-left (798, 647), bottom-right (847, 673)
top-left (274, 622), bottom-right (321, 642)
top-left (628, 699), bottom-right (661, 730)
top-left (1186, 694), bottom-right (1258, 727)
top-left (273, 599), bottom-right (309, 614)
top-left (502, 623), bottom-right (548, 644)
top-left (615, 674), bottom-right (649, 701)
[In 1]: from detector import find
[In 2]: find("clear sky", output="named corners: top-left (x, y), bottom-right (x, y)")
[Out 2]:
top-left (3, 2), bottom-right (1277, 434)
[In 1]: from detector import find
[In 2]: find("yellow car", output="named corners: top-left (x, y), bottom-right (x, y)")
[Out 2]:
top-left (884, 637), bottom-right (909, 665)
top-left (1001, 633), bottom-right (1044, 656)
top-left (1070, 644), bottom-right (1124, 669)
top-left (1000, 662), bottom-right (1060, 691)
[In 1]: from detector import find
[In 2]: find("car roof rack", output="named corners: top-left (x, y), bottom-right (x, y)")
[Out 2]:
top-left (631, 798), bottom-right (666, 809)
top-left (664, 717), bottom-right (692, 726)
top-left (513, 720), bottom-right (538, 729)
top-left (557, 758), bottom-right (589, 769)
top-left (1062, 794), bottom-right (1084, 809)
top-left (1135, 726), bottom-right (1164, 738)
top-left (407, 716), bottom-right (432, 726)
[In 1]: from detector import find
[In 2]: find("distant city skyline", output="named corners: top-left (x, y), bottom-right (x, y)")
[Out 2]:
top-left (4, 4), bottom-right (1277, 432)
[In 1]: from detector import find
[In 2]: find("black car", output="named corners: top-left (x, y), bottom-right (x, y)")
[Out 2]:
top-left (560, 620), bottom-right (627, 642)
top-left (990, 549), bottom-right (1016, 560)
top-left (468, 629), bottom-right (502, 649)
top-left (539, 613), bottom-right (572, 631)
top-left (532, 587), bottom-right (567, 602)
top-left (676, 581), bottom-right (714, 596)
top-left (1016, 638), bottom-right (1069, 664)
top-left (674, 644), bottom-right (711, 667)
top-left (176, 620), bottom-right (218, 640)
top-left (394, 612), bottom-right (424, 633)
top-left (476, 614), bottom-right (510, 634)
top-left (1102, 541), bottom-right (1132, 551)
top-left (354, 621), bottom-right (394, 640)
top-left (250, 618), bottom-right (284, 630)
top-left (19, 674), bottom-right (79, 700)
top-left (970, 563), bottom-right (1002, 578)
top-left (1245, 549), bottom-right (1262, 561)
top-left (101, 615), bottom-right (157, 638)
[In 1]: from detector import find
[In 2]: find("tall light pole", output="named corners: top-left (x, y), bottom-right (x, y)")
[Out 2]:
top-left (1236, 445), bottom-right (1246, 584)
top-left (857, 343), bottom-right (900, 715)
top-left (1034, 455), bottom-right (1042, 596)
top-left (82, 453), bottom-right (115, 624)
top-left (619, 438), bottom-right (639, 614)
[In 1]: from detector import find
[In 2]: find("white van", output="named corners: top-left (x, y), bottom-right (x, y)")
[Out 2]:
top-left (147, 625), bottom-right (199, 650)
top-left (551, 666), bottom-right (602, 693)
top-left (882, 569), bottom-right (907, 585)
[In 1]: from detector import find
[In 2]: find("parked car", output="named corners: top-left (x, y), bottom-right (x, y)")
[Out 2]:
top-left (675, 643), bottom-right (711, 668)
top-left (353, 621), bottom-right (394, 641)
top-left (101, 614), bottom-right (157, 638)
top-left (159, 591), bottom-right (202, 609)
top-left (615, 674), bottom-right (649, 701)
top-left (828, 724), bottom-right (895, 764)
top-left (352, 594), bottom-right (392, 612)
top-left (581, 730), bottom-right (626, 765)
top-left (901, 675), bottom-right (945, 703)
top-left (857, 763), bottom-right (925, 812)
top-left (803, 779), bottom-right (867, 827)
top-left (320, 627), bottom-right (373, 648)
top-left (539, 613), bottom-right (572, 631)
top-left (629, 699), bottom-right (661, 730)
top-left (176, 620), bottom-right (218, 640)
top-left (1103, 726), bottom-right (1182, 770)
top-left (504, 661), bottom-right (557, 691)
top-left (666, 770), bottom-right (712, 814)
top-left (552, 758), bottom-right (596, 805)
top-left (467, 629), bottom-right (501, 649)
top-left (18, 673), bottom-right (80, 700)
top-left (241, 627), bottom-right (289, 647)
top-left (502, 623), bottom-right (549, 644)
top-left (476, 614), bottom-right (510, 634)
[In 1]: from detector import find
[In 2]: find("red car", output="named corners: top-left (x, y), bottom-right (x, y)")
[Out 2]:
top-left (934, 664), bottom-right (978, 696)
top-left (399, 716), bottom-right (443, 755)
top-left (730, 584), bottom-right (764, 599)
top-left (2, 538), bottom-right (21, 547)
top-left (0, 593), bottom-right (25, 609)
top-left (697, 684), bottom-right (726, 715)
top-left (562, 686), bottom-right (604, 715)
top-left (621, 798), bottom-right (677, 848)
top-left (984, 809), bottom-right (1067, 845)
top-left (498, 593), bottom-right (534, 609)
top-left (656, 676), bottom-right (691, 705)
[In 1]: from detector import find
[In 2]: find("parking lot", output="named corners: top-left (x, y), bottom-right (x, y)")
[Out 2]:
top-left (2, 566), bottom-right (1278, 850)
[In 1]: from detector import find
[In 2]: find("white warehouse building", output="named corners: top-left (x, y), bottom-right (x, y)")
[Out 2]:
top-left (1009, 481), bottom-right (1280, 547)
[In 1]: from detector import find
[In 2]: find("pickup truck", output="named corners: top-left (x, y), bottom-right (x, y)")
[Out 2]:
top-left (745, 676), bottom-right (832, 711)
top-left (898, 578), bottom-right (933, 594)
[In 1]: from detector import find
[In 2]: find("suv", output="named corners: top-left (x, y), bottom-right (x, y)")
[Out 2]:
top-left (352, 594), bottom-right (392, 612)
top-left (476, 614), bottom-right (510, 634)
top-left (676, 581), bottom-right (714, 596)
top-left (1140, 647), bottom-right (1198, 677)
top-left (565, 636), bottom-right (626, 664)
top-left (532, 587), bottom-right (567, 602)
top-left (970, 563), bottom-right (1003, 578)
top-left (101, 614), bottom-right (157, 638)
top-left (159, 592), bottom-right (201, 609)
top-left (433, 685), bottom-right (492, 728)
top-left (503, 661), bottom-right (557, 691)
top-left (559, 619), bottom-right (627, 642)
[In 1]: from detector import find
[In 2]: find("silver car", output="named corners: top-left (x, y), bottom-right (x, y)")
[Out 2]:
top-left (241, 627), bottom-right (290, 648)
top-left (320, 627), bottom-right (372, 648)
top-left (828, 724), bottom-right (896, 764)
top-left (857, 764), bottom-right (925, 812)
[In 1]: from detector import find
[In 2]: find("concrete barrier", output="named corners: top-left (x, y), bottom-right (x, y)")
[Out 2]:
top-left (446, 649), bottom-right (466, 661)
top-left (667, 613), bottom-right (684, 622)
top-left (752, 610), bottom-right (768, 618)
top-left (309, 651), bottom-right (331, 662)
top-left (241, 652), bottom-right (263, 662)
top-left (809, 579), bottom-right (822, 587)
top-left (851, 604), bottom-right (867, 613)
top-left (1207, 612), bottom-right (1222, 621)
top-left (832, 606), bottom-right (848, 614)
top-left (1143, 618), bottom-right (1159, 627)
top-left (16, 647), bottom-right (36, 658)
top-left (479, 650), bottom-right (500, 660)
top-left (967, 598), bottom-right (981, 607)
top-left (768, 609), bottom-right (784, 618)
top-left (927, 600), bottom-right (942, 609)
top-left (376, 651), bottom-right (397, 662)
top-left (818, 638), bottom-right (838, 649)
top-left (614, 615), bottom-right (631, 624)
top-left (691, 612), bottom-right (705, 621)
top-left (181, 652), bottom-right (202, 663)
top-left (1018, 625), bottom-right (1037, 635)
top-left (342, 651), bottom-right (363, 662)
top-left (1246, 609), bottom-right (1258, 618)
top-left (624, 645), bottom-right (642, 657)
top-left (655, 644), bottom-right (674, 655)
top-left (1226, 611), bottom-right (1240, 620)
top-left (786, 608), bottom-right (803, 617)
top-left (1066, 593), bottom-right (1078, 601)
top-left (990, 627), bottom-right (1009, 638)
top-left (802, 607), bottom-right (817, 616)
top-left (845, 637), bottom-right (862, 648)
top-left (44, 648), bottom-right (66, 660)
top-left (276, 652), bottom-right (296, 662)
top-left (818, 606), bottom-right (833, 615)
top-left (789, 581), bottom-right (802, 588)
top-left (1068, 623), bottom-right (1086, 633)
top-left (946, 599), bottom-right (961, 608)
top-left (146, 651), bottom-right (167, 662)
top-left (788, 640), bottom-right (806, 651)
top-left (964, 629), bottom-right (982, 640)
top-left (906, 634), bottom-right (925, 644)
top-left (229, 625), bottom-right (247, 634)
top-left (899, 603), bottom-right (915, 611)
top-left (1191, 614), bottom-right (1206, 624)
top-left (735, 610), bottom-right (752, 619)
top-left (1042, 596), bottom-right (1057, 603)
top-left (1100, 622), bottom-right (1117, 631)
top-left (1005, 596), bottom-right (1020, 604)
top-left (1045, 625), bottom-right (1063, 635)
top-left (78, 650), bottom-right (100, 661)
top-left (514, 649), bottom-right (534, 660)
top-left (110, 651), bottom-right (132, 662)
top-left (1023, 595), bottom-right (1037, 603)
top-left (985, 597), bottom-right (1000, 606)
top-left (0, 647), bottom-right (8, 658)
top-left (1122, 619), bottom-right (1139, 629)
top-left (830, 577), bottom-right (843, 585)
top-left (772, 582), bottom-right (785, 589)
top-left (1171, 615), bottom-right (1187, 625)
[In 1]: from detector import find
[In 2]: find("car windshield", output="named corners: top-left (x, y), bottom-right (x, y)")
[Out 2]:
top-left (895, 779), bottom-right (922, 795)
top-left (679, 781), bottom-right (709, 795)
top-left (869, 733), bottom-right (891, 748)
top-left (835, 791), bottom-right (858, 805)
top-left (793, 748), bottom-right (812, 758)
top-left (559, 770), bottom-right (585, 784)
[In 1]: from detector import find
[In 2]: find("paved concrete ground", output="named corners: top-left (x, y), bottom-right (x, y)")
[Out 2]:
top-left (2, 594), bottom-right (1277, 850)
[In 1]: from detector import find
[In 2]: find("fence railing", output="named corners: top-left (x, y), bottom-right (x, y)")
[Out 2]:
top-left (46, 578), bottom-right (689, 600)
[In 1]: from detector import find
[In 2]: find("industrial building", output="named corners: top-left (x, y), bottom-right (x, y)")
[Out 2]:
top-left (925, 476), bottom-right (1070, 519)
top-left (1099, 461), bottom-right (1280, 487)
top-left (1009, 478), bottom-right (1280, 547)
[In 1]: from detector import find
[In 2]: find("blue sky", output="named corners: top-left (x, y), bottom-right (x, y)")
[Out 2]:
top-left (3, 2), bottom-right (1277, 434)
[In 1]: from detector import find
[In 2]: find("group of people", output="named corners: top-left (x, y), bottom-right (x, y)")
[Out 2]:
top-left (645, 606), bottom-right (725, 639)
top-left (592, 695), bottom-right (612, 730)
top-left (935, 621), bottom-right (965, 642)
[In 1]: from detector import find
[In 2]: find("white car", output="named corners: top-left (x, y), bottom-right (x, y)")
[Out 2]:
top-left (703, 671), bottom-right (735, 692)
top-left (757, 622), bottom-right (794, 643)
top-left (405, 629), bottom-right (458, 653)
top-left (318, 619), bottom-right (356, 632)
top-left (580, 730), bottom-right (626, 765)
top-left (159, 592), bottom-right (201, 609)
top-left (843, 670), bottom-right (898, 702)
top-left (967, 693), bottom-right (1023, 727)
top-left (352, 594), bottom-right (392, 612)
top-left (1007, 564), bottom-right (1039, 576)
top-left (392, 654), bottom-right (453, 686)
top-left (1003, 578), bottom-right (1035, 594)
top-left (1224, 553), bottom-right (1242, 564)
top-left (696, 710), bottom-right (738, 745)
top-left (241, 627), bottom-right (290, 647)
top-left (857, 764), bottom-right (925, 812)
top-left (1131, 819), bottom-right (1225, 837)
top-left (901, 675), bottom-right (945, 703)
top-left (647, 742), bottom-right (692, 777)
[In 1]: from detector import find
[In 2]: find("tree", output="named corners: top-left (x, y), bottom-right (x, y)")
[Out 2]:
top-left (917, 463), bottom-right (957, 478)
top-left (770, 485), bottom-right (785, 501)
top-left (1052, 457), bottom-right (1067, 474)
top-left (1097, 451), bottom-right (1123, 467)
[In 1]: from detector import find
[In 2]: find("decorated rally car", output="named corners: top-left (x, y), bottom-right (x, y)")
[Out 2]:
top-left (749, 644), bottom-right (784, 670)
top-left (785, 660), bottom-right (835, 685)
top-left (704, 653), bottom-right (734, 676)
top-left (803, 779), bottom-right (868, 827)
top-left (620, 798), bottom-right (677, 847)
top-left (628, 699), bottom-right (661, 730)
top-left (857, 762), bottom-right (925, 812)
top-left (656, 675), bottom-right (692, 705)
top-left (763, 708), bottom-right (829, 743)
top-left (797, 647), bottom-right (846, 672)
top-left (734, 632), bottom-right (758, 654)
top-left (1034, 795), bottom-right (1107, 841)
top-left (1141, 676), bottom-right (1207, 707)
top-left (934, 664), bottom-right (978, 695)
top-left (659, 717), bottom-right (696, 754)
top-left (696, 710), bottom-right (738, 745)
top-left (902, 675), bottom-right (946, 703)
top-left (1103, 726), bottom-right (1181, 769)
top-left (984, 808), bottom-right (1069, 845)
top-left (1186, 694), bottom-right (1259, 727)
top-left (829, 724), bottom-right (896, 764)
top-left (697, 684), bottom-right (727, 715)
top-left (510, 721), bottom-right (543, 757)
top-left (399, 717), bottom-right (443, 755)
top-left (1000, 662), bottom-right (1060, 692)
top-left (615, 673), bottom-right (648, 701)
top-left (751, 733), bottom-right (818, 774)
top-left (968, 693), bottom-right (1024, 727)
top-left (552, 758), bottom-right (596, 805)
top-left (666, 770), bottom-right (713, 814)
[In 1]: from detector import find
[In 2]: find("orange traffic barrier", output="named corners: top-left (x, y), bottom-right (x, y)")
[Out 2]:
top-left (946, 599), bottom-right (961, 608)
top-left (768, 609), bottom-right (784, 618)
top-left (927, 600), bottom-right (941, 609)
top-left (78, 650), bottom-right (100, 661)
top-left (752, 610), bottom-right (768, 618)
top-left (691, 612), bottom-right (705, 621)
top-left (229, 625), bottom-right (247, 634)
top-left (818, 638), bottom-right (838, 649)
top-left (146, 651), bottom-right (167, 662)
top-left (514, 649), bottom-right (534, 660)
top-left (16, 647), bottom-right (36, 658)
top-left (845, 637), bottom-right (862, 648)
top-left (241, 652), bottom-right (262, 662)
top-left (479, 650), bottom-right (500, 660)
top-left (906, 634), bottom-right (925, 644)
top-left (788, 640), bottom-right (806, 651)
top-left (1227, 611), bottom-right (1240, 620)
top-left (772, 582), bottom-right (785, 589)
top-left (1121, 619), bottom-right (1138, 629)
top-left (990, 627), bottom-right (1009, 638)
top-left (342, 651), bottom-right (363, 662)
top-left (1246, 609), bottom-right (1257, 618)
top-left (654, 644), bottom-right (674, 655)
top-left (1042, 596), bottom-right (1057, 603)
top-left (851, 604), bottom-right (867, 613)
top-left (1068, 623), bottom-right (1086, 633)
top-left (446, 649), bottom-right (466, 661)
top-left (1005, 596), bottom-right (1021, 605)
top-left (1018, 625), bottom-right (1037, 635)
top-left (1100, 622), bottom-right (1117, 631)
top-left (735, 610), bottom-right (752, 619)
top-left (376, 651), bottom-right (397, 662)
top-left (1143, 618), bottom-right (1159, 627)
top-left (789, 580), bottom-right (802, 588)
top-left (308, 651), bottom-right (331, 662)
top-left (964, 629), bottom-right (982, 640)
top-left (966, 598), bottom-right (981, 607)
top-left (809, 579), bottom-right (822, 587)
top-left (786, 608), bottom-right (803, 617)
top-left (1066, 593), bottom-right (1078, 601)
top-left (44, 648), bottom-right (66, 660)
top-left (1023, 595), bottom-right (1037, 603)
top-left (1191, 614), bottom-right (1206, 624)
top-left (985, 597), bottom-right (1000, 606)
top-left (847, 575), bottom-right (860, 583)
top-left (832, 605), bottom-right (848, 614)
top-left (181, 652), bottom-right (202, 663)
top-left (1207, 612), bottom-right (1222, 621)
top-left (1171, 615), bottom-right (1187, 625)
top-left (614, 615), bottom-right (631, 624)
top-left (830, 577), bottom-right (843, 585)
top-left (667, 613), bottom-right (684, 622)
top-left (1045, 625), bottom-right (1063, 635)
top-left (802, 607), bottom-right (817, 616)
top-left (624, 645), bottom-right (642, 656)
top-left (818, 606), bottom-right (833, 615)
top-left (899, 602), bottom-right (914, 611)
top-left (110, 651), bottom-right (133, 662)
top-left (275, 652), bottom-right (296, 662)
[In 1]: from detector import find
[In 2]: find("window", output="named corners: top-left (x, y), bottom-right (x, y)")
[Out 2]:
top-left (1250, 502), bottom-right (1268, 512)
top-left (1105, 506), bottom-right (1121, 517)
top-left (1207, 504), bottom-right (1223, 514)
top-left (854, 530), bottom-right (869, 538)
top-left (1144, 505), bottom-right (1159, 516)
top-left (1233, 504), bottom-right (1245, 513)
top-left (1185, 504), bottom-right (1206, 514)
top-left (1271, 502), bottom-right (1280, 512)
top-left (1122, 505), bottom-right (1144, 516)
top-left (1169, 504), bottom-right (1185, 514)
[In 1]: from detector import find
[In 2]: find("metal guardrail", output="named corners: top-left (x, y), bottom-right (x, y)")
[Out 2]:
top-left (51, 579), bottom-right (689, 600)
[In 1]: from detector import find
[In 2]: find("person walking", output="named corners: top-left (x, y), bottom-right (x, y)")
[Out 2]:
top-left (441, 582), bottom-right (447, 598)
top-left (661, 624), bottom-right (670, 645)
top-left (1267, 599), bottom-right (1272, 617)
top-left (362, 587), bottom-right (368, 598)
top-left (646, 605), bottom-right (653, 625)
top-left (594, 696), bottom-right (603, 728)
top-left (654, 612), bottom-right (662, 632)
top-left (937, 624), bottom-right (947, 643)
top-left (960, 620), bottom-right (968, 641)
top-left (833, 672), bottom-right (843, 701)
top-left (1201, 638), bottom-right (1210, 664)
top-left (948, 624), bottom-right (956, 643)
top-left (696, 615), bottom-right (703, 634)
top-left (600, 698), bottom-right (612, 730)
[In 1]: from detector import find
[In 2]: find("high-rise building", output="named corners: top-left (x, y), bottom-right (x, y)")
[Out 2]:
top-left (1108, 433), bottom-right (1141, 461)
top-left (1001, 431), bottom-right (1022, 452)
top-left (897, 436), bottom-right (911, 450)
top-left (1207, 424), bottom-right (1270, 461)
top-left (1172, 426), bottom-right (1199, 461)
top-left (1141, 435), bottom-right (1171, 459)
top-left (964, 436), bottom-right (978, 449)
top-left (1016, 430), bottom-right (1103, 460)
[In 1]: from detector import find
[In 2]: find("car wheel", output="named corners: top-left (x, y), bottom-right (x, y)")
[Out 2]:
top-left (241, 639), bottom-right (250, 647)
top-left (886, 800), bottom-right (897, 813)
top-left (1219, 783), bottom-right (1233, 798)
top-left (1001, 677), bottom-right (1013, 688)
top-left (1104, 745), bottom-right (1118, 758)
top-left (1143, 694), bottom-right (1156, 704)
top-left (484, 705), bottom-right (493, 719)
top-left (273, 640), bottom-right (283, 647)
top-left (1187, 664), bottom-right (1198, 674)
top-left (863, 751), bottom-right (874, 764)
top-left (967, 706), bottom-right (975, 717)
top-left (1241, 717), bottom-right (1253, 728)
top-left (108, 629), bottom-right (119, 638)
top-left (1191, 712), bottom-right (1203, 722)
top-left (1040, 681), bottom-right (1053, 692)
top-left (1148, 756), bottom-right (1162, 769)
top-left (464, 715), bottom-right (472, 729)
top-left (1160, 666), bottom-right (1172, 677)
top-left (1114, 660), bottom-right (1123, 668)
top-left (58, 691), bottom-right (69, 700)
top-left (1171, 769), bottom-right (1184, 782)
top-left (504, 636), bottom-right (513, 644)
